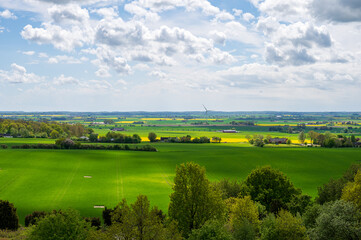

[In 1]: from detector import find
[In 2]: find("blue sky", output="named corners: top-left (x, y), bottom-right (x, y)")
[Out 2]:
top-left (0, 0), bottom-right (360, 111)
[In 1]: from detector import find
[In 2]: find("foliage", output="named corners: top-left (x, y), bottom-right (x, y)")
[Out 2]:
top-left (298, 131), bottom-right (306, 144)
top-left (342, 170), bottom-right (361, 209)
top-left (109, 195), bottom-right (181, 240)
top-left (188, 219), bottom-right (233, 240)
top-left (28, 209), bottom-right (90, 240)
top-left (25, 211), bottom-right (47, 227)
top-left (308, 200), bottom-right (361, 240)
top-left (302, 204), bottom-right (322, 229)
top-left (214, 178), bottom-right (242, 199)
top-left (168, 162), bottom-right (225, 238)
top-left (226, 196), bottom-right (260, 240)
top-left (316, 163), bottom-right (361, 204)
top-left (148, 132), bottom-right (157, 142)
top-left (260, 210), bottom-right (308, 240)
top-left (99, 132), bottom-right (142, 143)
top-left (0, 200), bottom-right (19, 231)
top-left (241, 166), bottom-right (300, 213)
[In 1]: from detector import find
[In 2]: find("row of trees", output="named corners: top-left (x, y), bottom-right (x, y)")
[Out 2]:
top-left (2, 163), bottom-right (361, 239)
top-left (9, 139), bottom-right (157, 152)
top-left (89, 132), bottom-right (142, 143)
top-left (299, 131), bottom-right (360, 147)
top-left (0, 119), bottom-right (88, 139)
top-left (148, 132), bottom-right (221, 143)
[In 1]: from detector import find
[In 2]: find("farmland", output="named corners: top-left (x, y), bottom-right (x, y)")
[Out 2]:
top-left (0, 141), bottom-right (360, 225)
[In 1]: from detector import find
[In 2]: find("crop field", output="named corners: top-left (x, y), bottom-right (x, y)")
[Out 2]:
top-left (1, 142), bottom-right (360, 225)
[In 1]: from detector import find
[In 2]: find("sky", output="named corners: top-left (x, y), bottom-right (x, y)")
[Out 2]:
top-left (0, 0), bottom-right (360, 112)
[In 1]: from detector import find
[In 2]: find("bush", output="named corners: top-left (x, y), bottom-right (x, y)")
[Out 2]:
top-left (188, 219), bottom-right (233, 240)
top-left (0, 200), bottom-right (19, 231)
top-left (28, 209), bottom-right (90, 240)
top-left (25, 211), bottom-right (47, 227)
top-left (0, 145), bottom-right (7, 149)
top-left (84, 217), bottom-right (101, 229)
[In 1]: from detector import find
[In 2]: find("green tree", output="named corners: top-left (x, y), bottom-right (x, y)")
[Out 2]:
top-left (148, 132), bottom-right (157, 142)
top-left (307, 131), bottom-right (319, 145)
top-left (298, 131), bottom-right (306, 144)
top-left (308, 200), bottom-right (361, 240)
top-left (241, 166), bottom-right (300, 213)
top-left (226, 196), bottom-right (260, 240)
top-left (168, 162), bottom-right (225, 238)
top-left (50, 129), bottom-right (60, 139)
top-left (0, 200), bottom-right (19, 231)
top-left (214, 178), bottom-right (242, 199)
top-left (188, 220), bottom-right (233, 240)
top-left (342, 170), bottom-right (361, 209)
top-left (28, 209), bottom-right (89, 240)
top-left (260, 210), bottom-right (308, 240)
top-left (316, 163), bottom-right (361, 204)
top-left (110, 195), bottom-right (175, 240)
top-left (89, 133), bottom-right (98, 142)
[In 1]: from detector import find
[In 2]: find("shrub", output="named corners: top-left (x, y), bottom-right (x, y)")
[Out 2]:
top-left (25, 211), bottom-right (47, 227)
top-left (0, 200), bottom-right (19, 230)
top-left (84, 217), bottom-right (101, 229)
top-left (28, 209), bottom-right (90, 240)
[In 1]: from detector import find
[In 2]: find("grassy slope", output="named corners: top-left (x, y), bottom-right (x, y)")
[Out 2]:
top-left (0, 143), bottom-right (360, 225)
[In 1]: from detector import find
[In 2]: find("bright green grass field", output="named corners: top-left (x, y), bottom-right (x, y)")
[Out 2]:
top-left (0, 143), bottom-right (360, 225)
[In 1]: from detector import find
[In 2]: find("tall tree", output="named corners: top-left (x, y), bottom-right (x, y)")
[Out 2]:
top-left (342, 170), bottom-right (361, 209)
top-left (241, 166), bottom-right (300, 213)
top-left (298, 131), bottom-right (306, 144)
top-left (148, 132), bottom-right (157, 142)
top-left (168, 162), bottom-right (225, 238)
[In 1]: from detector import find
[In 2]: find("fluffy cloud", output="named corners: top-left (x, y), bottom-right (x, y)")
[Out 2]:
top-left (53, 74), bottom-right (79, 85)
top-left (0, 63), bottom-right (43, 84)
top-left (48, 4), bottom-right (89, 24)
top-left (0, 9), bottom-right (17, 19)
top-left (312, 0), bottom-right (361, 22)
top-left (21, 23), bottom-right (92, 51)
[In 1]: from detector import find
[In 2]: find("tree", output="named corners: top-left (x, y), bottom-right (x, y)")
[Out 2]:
top-left (89, 133), bottom-right (98, 142)
top-left (308, 200), bottom-right (361, 240)
top-left (316, 163), bottom-right (361, 204)
top-left (226, 196), bottom-right (260, 240)
top-left (0, 200), bottom-right (19, 230)
top-left (28, 209), bottom-right (90, 240)
top-left (148, 132), bottom-right (157, 142)
top-left (214, 178), bottom-right (242, 199)
top-left (260, 210), bottom-right (308, 240)
top-left (241, 166), bottom-right (300, 213)
top-left (110, 195), bottom-right (176, 240)
top-left (298, 131), bottom-right (306, 144)
top-left (307, 131), bottom-right (319, 145)
top-left (168, 162), bottom-right (225, 238)
top-left (50, 129), bottom-right (60, 139)
top-left (188, 220), bottom-right (233, 240)
top-left (342, 170), bottom-right (361, 209)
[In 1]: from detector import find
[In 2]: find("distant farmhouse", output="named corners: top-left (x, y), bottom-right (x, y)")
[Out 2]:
top-left (222, 130), bottom-right (238, 133)
top-left (112, 127), bottom-right (125, 131)
top-left (269, 138), bottom-right (288, 144)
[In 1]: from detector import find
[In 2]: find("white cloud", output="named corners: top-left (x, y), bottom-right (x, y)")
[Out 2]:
top-left (312, 0), bottom-right (361, 22)
top-left (48, 55), bottom-right (84, 64)
top-left (0, 63), bottom-right (43, 84)
top-left (22, 51), bottom-right (35, 56)
top-left (0, 9), bottom-right (17, 19)
top-left (95, 66), bottom-right (111, 78)
top-left (48, 4), bottom-right (89, 24)
top-left (243, 13), bottom-right (255, 22)
top-left (21, 23), bottom-right (92, 51)
top-left (53, 74), bottom-right (79, 85)
top-left (149, 70), bottom-right (167, 79)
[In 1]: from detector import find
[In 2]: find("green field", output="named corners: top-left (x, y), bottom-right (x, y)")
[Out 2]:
top-left (1, 143), bottom-right (360, 225)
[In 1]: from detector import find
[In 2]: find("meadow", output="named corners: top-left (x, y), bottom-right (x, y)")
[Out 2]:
top-left (1, 142), bottom-right (360, 225)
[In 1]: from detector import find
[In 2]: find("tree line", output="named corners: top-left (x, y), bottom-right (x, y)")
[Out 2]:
top-left (1, 162), bottom-right (361, 239)
top-left (0, 118), bottom-right (88, 139)
top-left (89, 132), bottom-right (142, 143)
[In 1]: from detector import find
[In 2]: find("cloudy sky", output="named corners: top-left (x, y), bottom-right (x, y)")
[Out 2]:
top-left (0, 0), bottom-right (360, 111)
